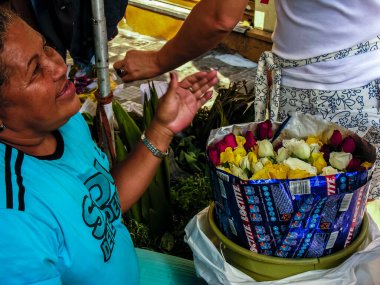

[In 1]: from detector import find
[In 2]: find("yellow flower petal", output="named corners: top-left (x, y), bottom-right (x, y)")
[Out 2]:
top-left (236, 135), bottom-right (246, 147)
top-left (268, 164), bottom-right (289, 179)
top-left (311, 152), bottom-right (327, 174)
top-left (251, 168), bottom-right (271, 180)
top-left (306, 136), bottom-right (323, 146)
top-left (288, 169), bottom-right (313, 179)
top-left (361, 161), bottom-right (373, 169)
top-left (220, 147), bottom-right (235, 164)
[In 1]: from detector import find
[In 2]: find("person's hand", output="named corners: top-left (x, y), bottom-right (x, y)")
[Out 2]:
top-left (113, 50), bottom-right (162, 82)
top-left (151, 70), bottom-right (218, 137)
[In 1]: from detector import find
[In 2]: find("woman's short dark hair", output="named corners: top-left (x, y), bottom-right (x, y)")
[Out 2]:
top-left (0, 7), bottom-right (17, 104)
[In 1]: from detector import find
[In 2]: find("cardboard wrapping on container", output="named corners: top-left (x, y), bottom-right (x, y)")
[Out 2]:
top-left (254, 0), bottom-right (277, 32)
top-left (207, 113), bottom-right (377, 258)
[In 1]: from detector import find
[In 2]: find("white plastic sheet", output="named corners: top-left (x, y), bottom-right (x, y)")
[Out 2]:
top-left (185, 207), bottom-right (380, 285)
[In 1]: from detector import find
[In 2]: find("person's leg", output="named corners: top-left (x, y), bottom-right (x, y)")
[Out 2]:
top-left (136, 248), bottom-right (207, 285)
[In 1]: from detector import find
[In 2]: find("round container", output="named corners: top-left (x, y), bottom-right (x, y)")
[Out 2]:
top-left (208, 202), bottom-right (369, 281)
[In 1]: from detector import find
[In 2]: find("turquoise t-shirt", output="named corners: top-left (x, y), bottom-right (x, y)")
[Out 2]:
top-left (0, 113), bottom-right (139, 284)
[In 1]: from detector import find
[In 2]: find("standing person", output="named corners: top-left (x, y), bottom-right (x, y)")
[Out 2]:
top-left (0, 7), bottom-right (217, 284)
top-left (113, 0), bottom-right (248, 82)
top-left (253, 0), bottom-right (380, 199)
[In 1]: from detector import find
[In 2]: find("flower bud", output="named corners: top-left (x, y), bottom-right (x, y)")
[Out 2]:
top-left (208, 146), bottom-right (220, 166)
top-left (283, 138), bottom-right (311, 160)
top-left (220, 147), bottom-right (235, 164)
top-left (329, 152), bottom-right (352, 170)
top-left (321, 166), bottom-right (340, 176)
top-left (320, 144), bottom-right (331, 161)
top-left (257, 120), bottom-right (273, 140)
top-left (224, 133), bottom-right (238, 149)
top-left (329, 130), bottom-right (343, 148)
top-left (239, 156), bottom-right (251, 171)
top-left (276, 147), bottom-right (289, 163)
top-left (244, 131), bottom-right (256, 150)
top-left (236, 135), bottom-right (246, 148)
top-left (215, 140), bottom-right (228, 153)
top-left (346, 157), bottom-right (363, 172)
top-left (283, 157), bottom-right (317, 176)
top-left (341, 136), bottom-right (356, 154)
top-left (257, 139), bottom-right (275, 158)
top-left (230, 164), bottom-right (248, 180)
top-left (252, 161), bottom-right (264, 174)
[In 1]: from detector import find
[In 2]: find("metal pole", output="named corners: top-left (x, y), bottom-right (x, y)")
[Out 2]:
top-left (90, 0), bottom-right (115, 163)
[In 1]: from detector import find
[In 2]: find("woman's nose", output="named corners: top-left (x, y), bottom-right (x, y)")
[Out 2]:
top-left (43, 50), bottom-right (67, 81)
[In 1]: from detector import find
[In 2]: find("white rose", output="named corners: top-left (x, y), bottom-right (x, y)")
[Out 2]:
top-left (239, 156), bottom-right (251, 171)
top-left (283, 157), bottom-right (317, 176)
top-left (260, 157), bottom-right (271, 166)
top-left (276, 147), bottom-right (289, 163)
top-left (329, 152), bottom-right (352, 170)
top-left (252, 161), bottom-right (264, 174)
top-left (257, 139), bottom-right (275, 158)
top-left (283, 138), bottom-right (311, 160)
top-left (230, 164), bottom-right (248, 180)
top-left (310, 143), bottom-right (321, 154)
top-left (321, 166), bottom-right (340, 176)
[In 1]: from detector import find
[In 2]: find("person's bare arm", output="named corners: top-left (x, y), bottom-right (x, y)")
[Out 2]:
top-left (113, 0), bottom-right (248, 82)
top-left (111, 70), bottom-right (218, 212)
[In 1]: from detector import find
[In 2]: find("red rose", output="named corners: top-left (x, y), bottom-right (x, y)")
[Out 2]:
top-left (215, 140), bottom-right (228, 153)
top-left (320, 144), bottom-right (331, 161)
top-left (208, 146), bottom-right (220, 166)
top-left (223, 133), bottom-right (238, 149)
top-left (346, 157), bottom-right (364, 172)
top-left (341, 136), bottom-right (356, 154)
top-left (329, 130), bottom-right (343, 148)
top-left (257, 120), bottom-right (273, 140)
top-left (244, 131), bottom-right (256, 150)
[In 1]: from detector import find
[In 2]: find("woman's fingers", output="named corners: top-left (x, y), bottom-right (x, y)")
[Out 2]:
top-left (180, 70), bottom-right (218, 96)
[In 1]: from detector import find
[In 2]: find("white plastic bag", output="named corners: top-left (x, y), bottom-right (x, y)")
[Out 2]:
top-left (185, 206), bottom-right (380, 285)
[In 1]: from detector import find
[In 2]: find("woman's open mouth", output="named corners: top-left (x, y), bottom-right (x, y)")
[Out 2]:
top-left (57, 80), bottom-right (76, 100)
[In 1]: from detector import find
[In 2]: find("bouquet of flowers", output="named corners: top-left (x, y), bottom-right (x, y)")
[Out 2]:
top-left (206, 113), bottom-right (376, 258)
top-left (207, 120), bottom-right (373, 181)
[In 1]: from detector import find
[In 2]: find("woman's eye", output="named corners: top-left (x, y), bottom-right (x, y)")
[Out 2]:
top-left (33, 64), bottom-right (41, 76)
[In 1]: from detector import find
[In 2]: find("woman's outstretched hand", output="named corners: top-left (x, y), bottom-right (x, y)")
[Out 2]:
top-left (152, 70), bottom-right (218, 137)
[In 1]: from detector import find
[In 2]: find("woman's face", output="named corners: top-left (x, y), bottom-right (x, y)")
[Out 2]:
top-left (0, 18), bottom-right (80, 136)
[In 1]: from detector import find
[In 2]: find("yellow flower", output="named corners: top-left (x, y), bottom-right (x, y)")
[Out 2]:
top-left (234, 153), bottom-right (243, 166)
top-left (251, 168), bottom-right (271, 180)
top-left (247, 152), bottom-right (258, 164)
top-left (267, 164), bottom-right (289, 179)
top-left (233, 146), bottom-right (247, 157)
top-left (311, 152), bottom-right (327, 174)
top-left (288, 169), bottom-right (313, 179)
top-left (233, 146), bottom-right (247, 166)
top-left (236, 135), bottom-right (246, 147)
top-left (220, 147), bottom-right (235, 164)
top-left (361, 161), bottom-right (373, 169)
top-left (216, 165), bottom-right (232, 174)
top-left (306, 136), bottom-right (323, 146)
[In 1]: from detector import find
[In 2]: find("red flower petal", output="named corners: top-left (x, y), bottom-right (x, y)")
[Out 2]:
top-left (346, 157), bottom-right (362, 172)
top-left (208, 146), bottom-right (220, 166)
top-left (244, 131), bottom-right (256, 150)
top-left (329, 130), bottom-right (343, 148)
top-left (257, 120), bottom-right (273, 140)
top-left (223, 133), bottom-right (238, 149)
top-left (341, 136), bottom-right (356, 154)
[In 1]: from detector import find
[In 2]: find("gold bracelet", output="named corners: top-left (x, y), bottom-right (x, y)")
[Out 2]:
top-left (141, 131), bottom-right (169, 158)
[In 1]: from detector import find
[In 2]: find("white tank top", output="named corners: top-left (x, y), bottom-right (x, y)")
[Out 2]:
top-left (272, 0), bottom-right (380, 90)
